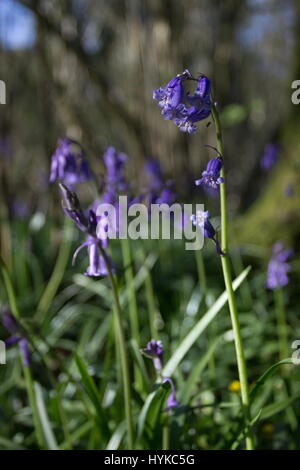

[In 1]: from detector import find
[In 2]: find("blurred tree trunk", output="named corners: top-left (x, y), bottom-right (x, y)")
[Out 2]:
top-left (236, 0), bottom-right (300, 247)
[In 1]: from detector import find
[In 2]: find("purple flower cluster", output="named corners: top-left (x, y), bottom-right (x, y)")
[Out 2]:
top-left (266, 242), bottom-right (293, 290)
top-left (261, 144), bottom-right (279, 171)
top-left (191, 210), bottom-right (224, 256)
top-left (60, 184), bottom-right (113, 277)
top-left (144, 158), bottom-right (176, 206)
top-left (153, 71), bottom-right (212, 134)
top-left (50, 138), bottom-right (92, 187)
top-left (2, 311), bottom-right (30, 366)
top-left (141, 340), bottom-right (180, 411)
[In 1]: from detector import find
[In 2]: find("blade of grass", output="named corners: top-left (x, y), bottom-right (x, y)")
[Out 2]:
top-left (162, 266), bottom-right (251, 377)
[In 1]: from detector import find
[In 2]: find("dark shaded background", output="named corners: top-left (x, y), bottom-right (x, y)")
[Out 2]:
top-left (0, 0), bottom-right (300, 248)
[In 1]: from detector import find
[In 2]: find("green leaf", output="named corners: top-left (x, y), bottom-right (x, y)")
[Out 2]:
top-left (75, 353), bottom-right (109, 438)
top-left (260, 393), bottom-right (300, 420)
top-left (137, 382), bottom-right (170, 441)
top-left (183, 335), bottom-right (223, 403)
top-left (250, 358), bottom-right (293, 403)
top-left (34, 382), bottom-right (58, 450)
top-left (130, 339), bottom-right (151, 391)
top-left (162, 266), bottom-right (252, 377)
top-left (106, 421), bottom-right (126, 450)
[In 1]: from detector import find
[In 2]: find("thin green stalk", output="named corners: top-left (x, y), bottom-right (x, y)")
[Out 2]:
top-left (121, 238), bottom-right (140, 344)
top-left (211, 104), bottom-right (254, 450)
top-left (195, 249), bottom-right (207, 299)
top-left (162, 416), bottom-right (170, 450)
top-left (194, 250), bottom-right (216, 380)
top-left (121, 238), bottom-right (143, 390)
top-left (36, 216), bottom-right (73, 323)
top-left (100, 246), bottom-right (134, 449)
top-left (274, 288), bottom-right (289, 361)
top-left (139, 246), bottom-right (159, 340)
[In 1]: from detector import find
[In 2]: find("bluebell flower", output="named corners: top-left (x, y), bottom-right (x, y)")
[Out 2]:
top-left (266, 242), bottom-right (293, 290)
top-left (153, 70), bottom-right (191, 119)
top-left (50, 138), bottom-right (92, 186)
top-left (59, 184), bottom-right (113, 277)
top-left (195, 158), bottom-right (224, 190)
top-left (163, 377), bottom-right (180, 411)
top-left (153, 72), bottom-right (212, 133)
top-left (141, 339), bottom-right (164, 371)
top-left (2, 311), bottom-right (30, 366)
top-left (191, 210), bottom-right (224, 255)
top-left (186, 75), bottom-right (211, 109)
top-left (261, 144), bottom-right (279, 171)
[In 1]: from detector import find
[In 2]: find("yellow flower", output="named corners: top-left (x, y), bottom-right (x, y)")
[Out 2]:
top-left (262, 423), bottom-right (274, 436)
top-left (229, 380), bottom-right (241, 393)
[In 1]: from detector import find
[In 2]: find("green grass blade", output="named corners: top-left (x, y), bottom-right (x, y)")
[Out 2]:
top-left (75, 353), bottom-right (109, 438)
top-left (34, 382), bottom-right (58, 450)
top-left (162, 266), bottom-right (252, 377)
top-left (137, 381), bottom-right (170, 441)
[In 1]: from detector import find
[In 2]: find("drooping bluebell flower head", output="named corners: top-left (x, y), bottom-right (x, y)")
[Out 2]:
top-left (59, 184), bottom-right (114, 278)
top-left (191, 210), bottom-right (224, 256)
top-left (153, 71), bottom-right (212, 133)
top-left (144, 158), bottom-right (176, 206)
top-left (261, 144), bottom-right (279, 171)
top-left (163, 377), bottom-right (180, 411)
top-left (50, 138), bottom-right (92, 186)
top-left (2, 311), bottom-right (30, 367)
top-left (266, 242), bottom-right (293, 290)
top-left (195, 157), bottom-right (224, 190)
top-left (102, 147), bottom-right (129, 205)
top-left (141, 339), bottom-right (164, 371)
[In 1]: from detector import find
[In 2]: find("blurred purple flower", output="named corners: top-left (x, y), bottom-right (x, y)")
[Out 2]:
top-left (144, 158), bottom-right (176, 206)
top-left (163, 377), bottom-right (180, 411)
top-left (12, 200), bottom-right (29, 219)
top-left (285, 184), bottom-right (294, 198)
top-left (261, 144), bottom-right (279, 171)
top-left (141, 339), bottom-right (164, 371)
top-left (266, 242), bottom-right (293, 290)
top-left (102, 146), bottom-right (130, 205)
top-left (2, 311), bottom-right (30, 366)
top-left (50, 138), bottom-right (92, 186)
top-left (195, 158), bottom-right (224, 190)
top-left (191, 210), bottom-right (224, 255)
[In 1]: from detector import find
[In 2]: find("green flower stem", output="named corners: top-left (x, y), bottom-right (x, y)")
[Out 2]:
top-left (195, 249), bottom-right (207, 301)
top-left (121, 238), bottom-right (140, 342)
top-left (211, 104), bottom-right (254, 450)
top-left (36, 216), bottom-right (73, 323)
top-left (0, 255), bottom-right (45, 448)
top-left (162, 415), bottom-right (170, 450)
top-left (137, 245), bottom-right (159, 340)
top-left (274, 288), bottom-right (289, 361)
top-left (99, 246), bottom-right (134, 449)
top-left (121, 238), bottom-right (143, 391)
top-left (143, 256), bottom-right (159, 340)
